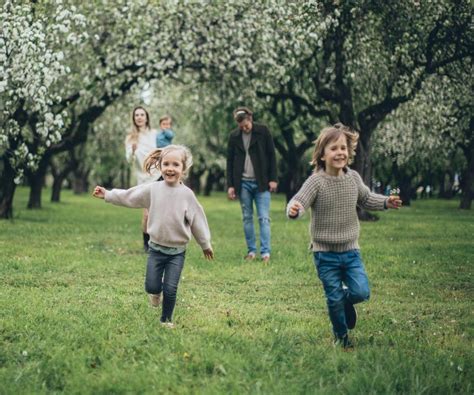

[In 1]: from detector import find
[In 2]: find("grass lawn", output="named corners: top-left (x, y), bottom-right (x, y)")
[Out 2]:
top-left (1, 187), bottom-right (472, 394)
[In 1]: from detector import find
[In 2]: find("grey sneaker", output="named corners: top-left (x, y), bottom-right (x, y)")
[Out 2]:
top-left (345, 301), bottom-right (357, 330)
top-left (148, 293), bottom-right (161, 307)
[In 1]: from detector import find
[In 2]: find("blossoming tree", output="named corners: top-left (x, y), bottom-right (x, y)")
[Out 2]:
top-left (172, 1), bottom-right (472, 210)
top-left (0, 1), bottom-right (86, 217)
top-left (0, 1), bottom-right (291, 217)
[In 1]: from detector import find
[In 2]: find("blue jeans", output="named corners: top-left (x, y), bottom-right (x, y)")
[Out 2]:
top-left (314, 250), bottom-right (370, 338)
top-left (239, 179), bottom-right (271, 256)
top-left (145, 250), bottom-right (185, 322)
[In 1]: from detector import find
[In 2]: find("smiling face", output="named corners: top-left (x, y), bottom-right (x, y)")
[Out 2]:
top-left (159, 117), bottom-right (172, 130)
top-left (321, 134), bottom-right (349, 176)
top-left (133, 108), bottom-right (148, 129)
top-left (238, 117), bottom-right (253, 134)
top-left (160, 150), bottom-right (184, 186)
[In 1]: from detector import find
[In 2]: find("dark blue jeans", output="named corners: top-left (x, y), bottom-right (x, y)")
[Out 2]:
top-left (314, 250), bottom-right (370, 338)
top-left (145, 250), bottom-right (185, 323)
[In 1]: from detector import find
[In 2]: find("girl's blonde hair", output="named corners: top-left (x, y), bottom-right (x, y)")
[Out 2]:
top-left (125, 106), bottom-right (151, 144)
top-left (310, 123), bottom-right (359, 170)
top-left (143, 145), bottom-right (193, 179)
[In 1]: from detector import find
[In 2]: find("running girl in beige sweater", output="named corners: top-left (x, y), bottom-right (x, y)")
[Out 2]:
top-left (93, 145), bottom-right (213, 327)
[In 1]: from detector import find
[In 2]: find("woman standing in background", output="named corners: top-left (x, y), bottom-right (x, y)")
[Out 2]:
top-left (125, 106), bottom-right (160, 252)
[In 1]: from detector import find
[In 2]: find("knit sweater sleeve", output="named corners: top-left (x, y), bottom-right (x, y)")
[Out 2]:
top-left (351, 170), bottom-right (386, 211)
top-left (105, 183), bottom-right (151, 208)
top-left (185, 193), bottom-right (212, 250)
top-left (286, 173), bottom-right (320, 218)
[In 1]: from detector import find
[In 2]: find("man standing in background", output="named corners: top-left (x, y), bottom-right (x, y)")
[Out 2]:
top-left (226, 107), bottom-right (278, 263)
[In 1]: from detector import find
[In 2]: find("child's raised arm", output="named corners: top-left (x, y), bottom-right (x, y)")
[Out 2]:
top-left (92, 186), bottom-right (106, 199)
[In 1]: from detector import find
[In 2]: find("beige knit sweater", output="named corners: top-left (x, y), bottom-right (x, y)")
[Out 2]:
top-left (105, 182), bottom-right (211, 250)
top-left (287, 168), bottom-right (387, 252)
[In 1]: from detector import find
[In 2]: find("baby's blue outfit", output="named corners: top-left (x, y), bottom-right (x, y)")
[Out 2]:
top-left (156, 129), bottom-right (175, 148)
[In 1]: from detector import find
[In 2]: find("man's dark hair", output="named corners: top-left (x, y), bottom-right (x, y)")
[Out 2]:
top-left (233, 107), bottom-right (253, 123)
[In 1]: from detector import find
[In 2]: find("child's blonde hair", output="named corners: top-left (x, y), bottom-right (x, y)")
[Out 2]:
top-left (310, 123), bottom-right (359, 171)
top-left (143, 145), bottom-right (193, 179)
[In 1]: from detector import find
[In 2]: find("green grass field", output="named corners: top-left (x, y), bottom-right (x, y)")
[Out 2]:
top-left (1, 188), bottom-right (472, 394)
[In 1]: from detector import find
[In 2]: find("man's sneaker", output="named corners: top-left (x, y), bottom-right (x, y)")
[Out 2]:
top-left (244, 252), bottom-right (256, 260)
top-left (160, 322), bottom-right (176, 329)
top-left (334, 334), bottom-right (354, 349)
top-left (261, 254), bottom-right (270, 263)
top-left (345, 300), bottom-right (357, 330)
top-left (148, 293), bottom-right (161, 307)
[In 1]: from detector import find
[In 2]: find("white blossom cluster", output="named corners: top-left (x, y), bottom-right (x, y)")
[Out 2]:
top-left (373, 75), bottom-right (463, 168)
top-left (177, 2), bottom-right (339, 109)
top-left (0, 1), bottom-right (85, 182)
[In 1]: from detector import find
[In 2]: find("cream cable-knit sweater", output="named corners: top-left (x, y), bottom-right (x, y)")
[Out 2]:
top-left (105, 182), bottom-right (211, 250)
top-left (287, 168), bottom-right (387, 252)
top-left (125, 129), bottom-right (159, 185)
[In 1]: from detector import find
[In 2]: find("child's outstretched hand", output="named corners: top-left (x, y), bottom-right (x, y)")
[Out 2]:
top-left (288, 201), bottom-right (304, 218)
top-left (386, 195), bottom-right (402, 209)
top-left (92, 186), bottom-right (106, 199)
top-left (203, 248), bottom-right (214, 260)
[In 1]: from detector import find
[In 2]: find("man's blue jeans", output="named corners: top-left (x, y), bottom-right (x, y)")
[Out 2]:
top-left (314, 250), bottom-right (370, 338)
top-left (239, 179), bottom-right (271, 256)
top-left (145, 250), bottom-right (185, 323)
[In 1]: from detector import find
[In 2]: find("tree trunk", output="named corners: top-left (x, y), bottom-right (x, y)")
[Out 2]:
top-left (72, 170), bottom-right (90, 194)
top-left (353, 129), bottom-right (378, 220)
top-left (27, 157), bottom-right (49, 209)
top-left (438, 172), bottom-right (446, 199)
top-left (50, 148), bottom-right (80, 202)
top-left (398, 177), bottom-right (414, 207)
top-left (282, 164), bottom-right (308, 202)
top-left (120, 162), bottom-right (131, 189)
top-left (459, 141), bottom-right (473, 209)
top-left (438, 171), bottom-right (455, 199)
top-left (204, 170), bottom-right (215, 196)
top-left (391, 162), bottom-right (417, 206)
top-left (188, 157), bottom-right (206, 194)
top-left (282, 149), bottom-right (300, 202)
top-left (0, 157), bottom-right (17, 219)
top-left (204, 165), bottom-right (225, 196)
top-left (51, 174), bottom-right (66, 202)
top-left (188, 171), bottom-right (201, 194)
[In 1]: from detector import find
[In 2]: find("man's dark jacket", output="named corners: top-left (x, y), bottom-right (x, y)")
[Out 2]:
top-left (226, 123), bottom-right (277, 194)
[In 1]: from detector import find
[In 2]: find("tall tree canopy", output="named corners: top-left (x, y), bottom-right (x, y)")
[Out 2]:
top-left (1, 0), bottom-right (471, 218)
